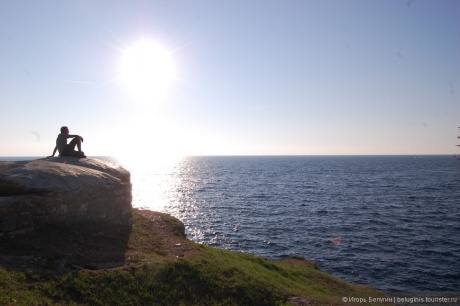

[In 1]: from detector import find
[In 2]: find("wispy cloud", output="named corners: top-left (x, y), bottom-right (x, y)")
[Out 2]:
top-left (57, 79), bottom-right (96, 85)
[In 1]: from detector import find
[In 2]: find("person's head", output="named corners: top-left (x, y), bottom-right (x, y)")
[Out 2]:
top-left (60, 126), bottom-right (69, 134)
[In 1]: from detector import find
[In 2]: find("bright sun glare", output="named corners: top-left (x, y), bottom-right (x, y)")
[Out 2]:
top-left (119, 39), bottom-right (176, 102)
top-left (114, 39), bottom-right (183, 168)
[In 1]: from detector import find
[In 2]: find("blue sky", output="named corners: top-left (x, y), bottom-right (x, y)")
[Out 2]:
top-left (1, 0), bottom-right (459, 158)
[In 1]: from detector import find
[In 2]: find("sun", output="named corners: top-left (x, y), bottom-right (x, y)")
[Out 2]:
top-left (119, 39), bottom-right (176, 102)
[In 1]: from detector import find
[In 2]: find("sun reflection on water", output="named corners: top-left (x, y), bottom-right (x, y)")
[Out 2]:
top-left (114, 154), bottom-right (184, 212)
top-left (106, 155), bottom-right (215, 244)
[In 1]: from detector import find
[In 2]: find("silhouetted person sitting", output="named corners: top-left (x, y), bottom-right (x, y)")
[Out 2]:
top-left (50, 126), bottom-right (86, 158)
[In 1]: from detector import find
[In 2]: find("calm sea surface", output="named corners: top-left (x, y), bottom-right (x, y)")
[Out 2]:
top-left (3, 155), bottom-right (460, 292)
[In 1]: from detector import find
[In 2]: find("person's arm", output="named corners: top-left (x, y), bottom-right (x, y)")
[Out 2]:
top-left (49, 146), bottom-right (57, 157)
top-left (68, 134), bottom-right (84, 142)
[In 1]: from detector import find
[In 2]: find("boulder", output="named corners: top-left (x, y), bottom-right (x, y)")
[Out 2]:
top-left (0, 157), bottom-right (132, 232)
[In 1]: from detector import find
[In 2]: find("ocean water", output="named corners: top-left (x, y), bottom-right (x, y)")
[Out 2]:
top-left (3, 155), bottom-right (460, 292)
top-left (133, 155), bottom-right (460, 293)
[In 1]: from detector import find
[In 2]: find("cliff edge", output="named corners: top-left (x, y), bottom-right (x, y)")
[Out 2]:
top-left (0, 158), bottom-right (393, 305)
top-left (0, 157), bottom-right (132, 232)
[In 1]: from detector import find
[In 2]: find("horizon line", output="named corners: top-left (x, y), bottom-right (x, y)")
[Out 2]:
top-left (1, 153), bottom-right (458, 159)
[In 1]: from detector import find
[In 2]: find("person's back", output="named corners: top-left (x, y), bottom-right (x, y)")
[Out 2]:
top-left (56, 132), bottom-right (68, 155)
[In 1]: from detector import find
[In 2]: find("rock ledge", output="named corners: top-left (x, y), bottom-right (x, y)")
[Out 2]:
top-left (0, 157), bottom-right (132, 232)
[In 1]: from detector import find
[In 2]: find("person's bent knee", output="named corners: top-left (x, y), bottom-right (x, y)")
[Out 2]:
top-left (69, 137), bottom-right (81, 145)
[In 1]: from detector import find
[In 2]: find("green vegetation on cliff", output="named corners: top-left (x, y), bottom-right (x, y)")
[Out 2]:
top-left (0, 209), bottom-right (390, 305)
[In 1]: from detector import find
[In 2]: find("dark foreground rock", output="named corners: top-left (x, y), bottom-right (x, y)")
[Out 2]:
top-left (0, 157), bottom-right (132, 232)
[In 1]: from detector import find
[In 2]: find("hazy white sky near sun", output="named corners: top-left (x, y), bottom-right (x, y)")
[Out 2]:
top-left (1, 0), bottom-right (459, 158)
